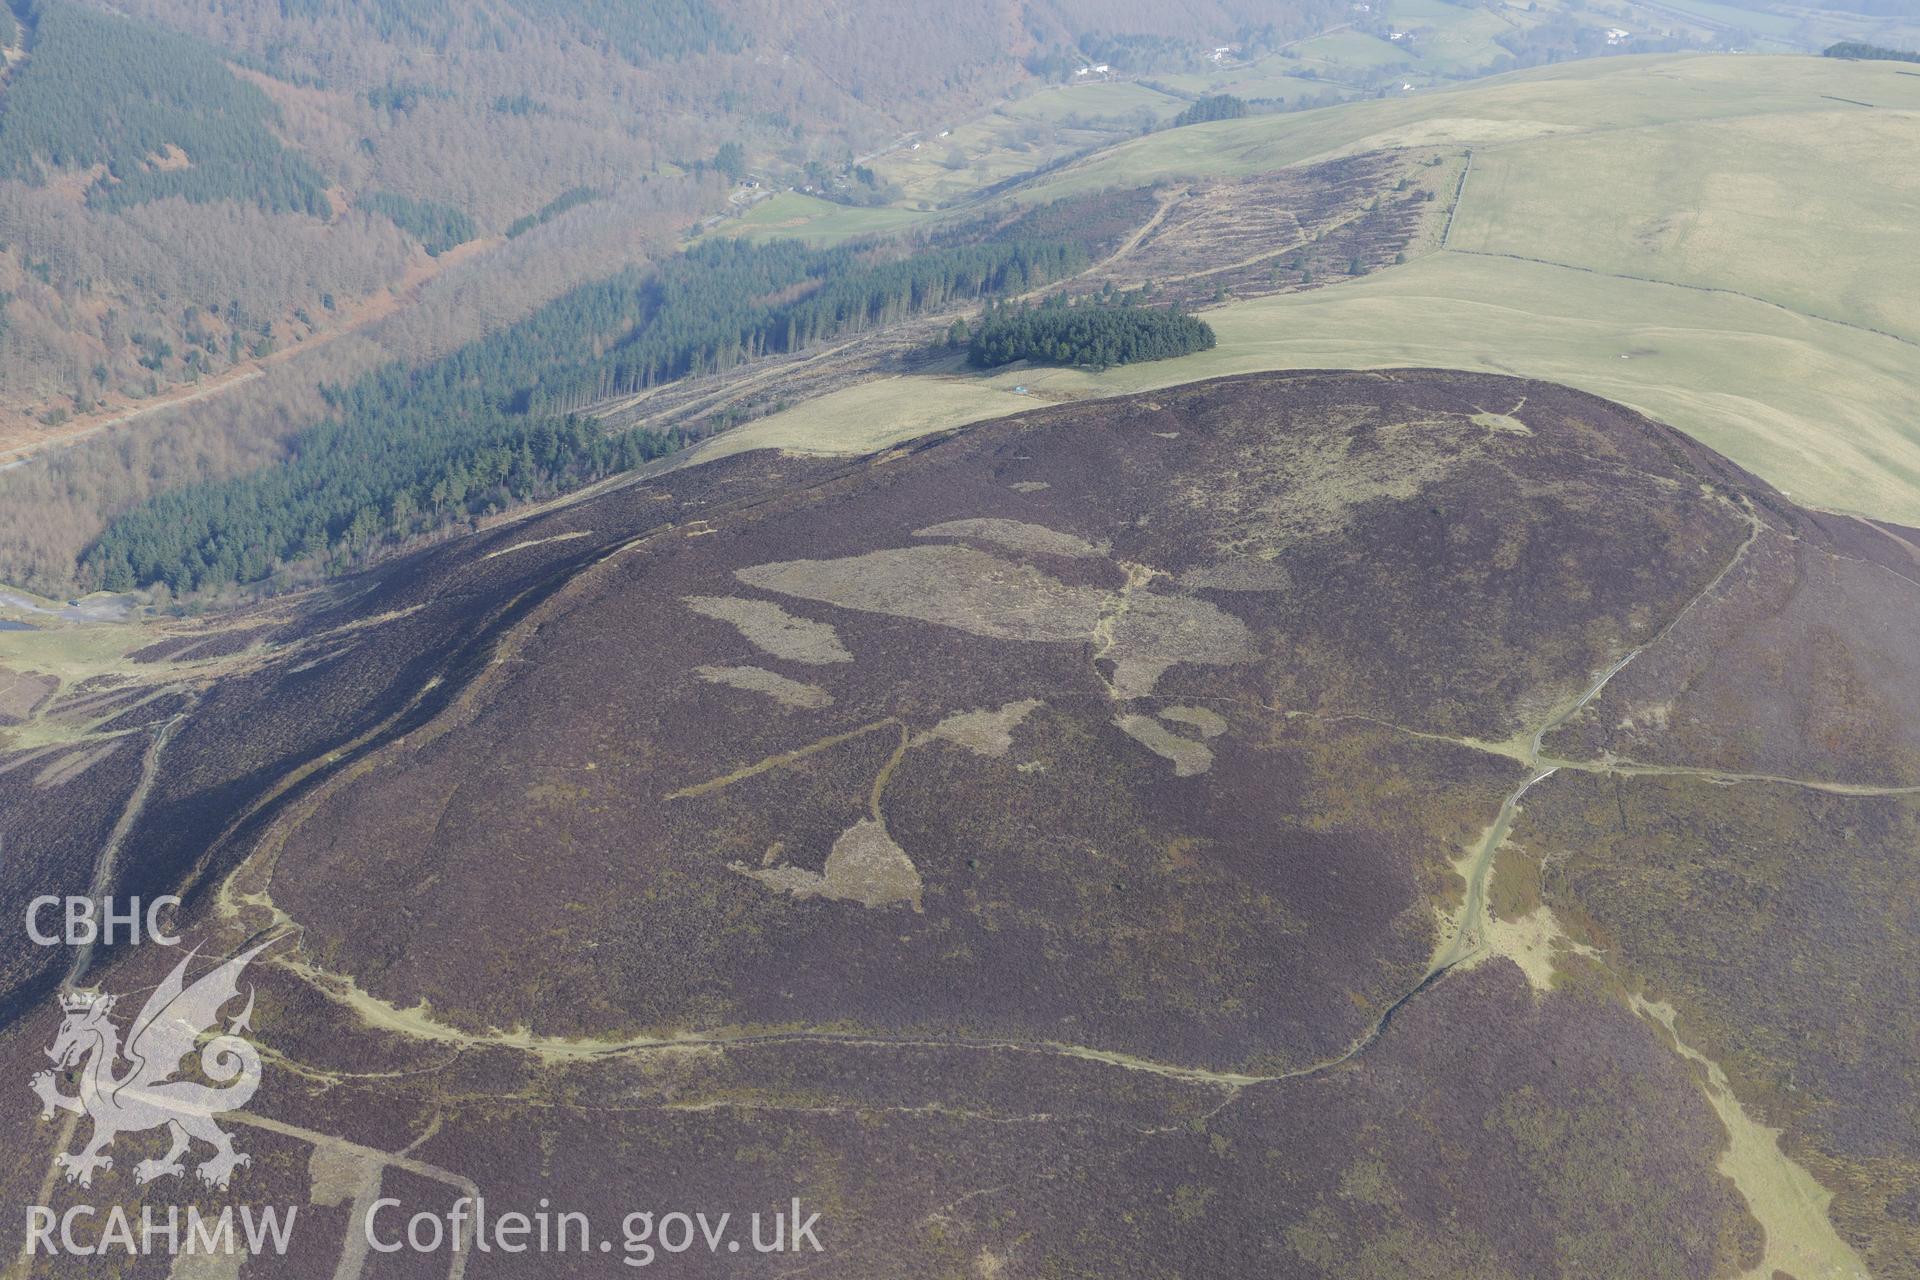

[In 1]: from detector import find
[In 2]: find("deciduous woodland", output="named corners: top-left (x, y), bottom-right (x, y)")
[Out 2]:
top-left (0, 0), bottom-right (1320, 591)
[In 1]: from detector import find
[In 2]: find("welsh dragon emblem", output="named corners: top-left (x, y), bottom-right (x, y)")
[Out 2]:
top-left (31, 943), bottom-right (267, 1189)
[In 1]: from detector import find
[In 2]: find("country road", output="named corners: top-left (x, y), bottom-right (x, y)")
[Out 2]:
top-left (0, 234), bottom-right (502, 471)
top-left (0, 366), bottom-right (265, 470)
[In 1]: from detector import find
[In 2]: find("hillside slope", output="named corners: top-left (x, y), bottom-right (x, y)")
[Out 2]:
top-left (0, 0), bottom-right (1328, 437)
top-left (733, 53), bottom-right (1920, 524)
top-left (2, 370), bottom-right (1914, 1275)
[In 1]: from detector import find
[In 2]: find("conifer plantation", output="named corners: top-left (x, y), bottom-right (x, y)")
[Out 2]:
top-left (84, 233), bottom-right (1093, 591)
top-left (967, 299), bottom-right (1215, 370)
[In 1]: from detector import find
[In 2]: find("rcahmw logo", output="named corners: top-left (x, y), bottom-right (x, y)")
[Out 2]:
top-left (27, 1203), bottom-right (296, 1260)
top-left (31, 942), bottom-right (267, 1189)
